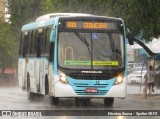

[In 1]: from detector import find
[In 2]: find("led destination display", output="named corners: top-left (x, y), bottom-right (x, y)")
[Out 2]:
top-left (65, 21), bottom-right (118, 30)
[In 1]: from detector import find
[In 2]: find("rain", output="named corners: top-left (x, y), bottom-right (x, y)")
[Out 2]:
top-left (0, 0), bottom-right (160, 119)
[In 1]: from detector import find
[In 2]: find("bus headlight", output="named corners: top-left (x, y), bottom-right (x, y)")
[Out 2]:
top-left (58, 71), bottom-right (68, 84)
top-left (114, 74), bottom-right (123, 85)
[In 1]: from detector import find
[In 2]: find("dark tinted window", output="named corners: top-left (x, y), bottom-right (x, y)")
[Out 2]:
top-left (22, 32), bottom-right (30, 57)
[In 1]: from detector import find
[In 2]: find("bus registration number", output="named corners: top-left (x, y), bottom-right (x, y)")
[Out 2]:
top-left (86, 88), bottom-right (98, 93)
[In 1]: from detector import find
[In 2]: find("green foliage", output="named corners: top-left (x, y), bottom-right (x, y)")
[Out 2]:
top-left (40, 0), bottom-right (110, 15)
top-left (7, 0), bottom-right (160, 42)
top-left (9, 0), bottom-right (41, 28)
top-left (108, 0), bottom-right (160, 40)
top-left (0, 22), bottom-right (17, 68)
top-left (40, 0), bottom-right (160, 40)
top-left (2, 0), bottom-right (42, 69)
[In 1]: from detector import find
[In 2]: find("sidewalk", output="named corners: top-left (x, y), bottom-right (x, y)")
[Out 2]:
top-left (127, 84), bottom-right (160, 100)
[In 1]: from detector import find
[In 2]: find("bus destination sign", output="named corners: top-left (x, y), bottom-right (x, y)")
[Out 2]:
top-left (66, 21), bottom-right (111, 30)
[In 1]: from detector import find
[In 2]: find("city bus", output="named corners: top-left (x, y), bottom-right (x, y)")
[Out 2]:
top-left (18, 13), bottom-right (127, 107)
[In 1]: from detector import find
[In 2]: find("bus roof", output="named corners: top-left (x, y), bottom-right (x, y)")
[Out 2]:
top-left (22, 13), bottom-right (123, 32)
top-left (22, 18), bottom-right (55, 31)
top-left (36, 13), bottom-right (92, 22)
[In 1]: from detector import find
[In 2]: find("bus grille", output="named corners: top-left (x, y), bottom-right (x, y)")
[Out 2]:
top-left (70, 73), bottom-right (112, 80)
top-left (73, 83), bottom-right (109, 95)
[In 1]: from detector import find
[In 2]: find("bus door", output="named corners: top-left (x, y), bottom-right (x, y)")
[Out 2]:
top-left (36, 57), bottom-right (46, 94)
top-left (36, 27), bottom-right (51, 95)
top-left (35, 28), bottom-right (44, 93)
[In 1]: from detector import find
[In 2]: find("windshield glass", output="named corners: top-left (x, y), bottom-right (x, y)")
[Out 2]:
top-left (58, 32), bottom-right (124, 70)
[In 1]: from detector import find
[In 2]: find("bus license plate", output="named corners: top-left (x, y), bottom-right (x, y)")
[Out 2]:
top-left (86, 88), bottom-right (98, 93)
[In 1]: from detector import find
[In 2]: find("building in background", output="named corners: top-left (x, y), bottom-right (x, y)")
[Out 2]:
top-left (0, 0), bottom-right (5, 21)
top-left (127, 38), bottom-right (160, 63)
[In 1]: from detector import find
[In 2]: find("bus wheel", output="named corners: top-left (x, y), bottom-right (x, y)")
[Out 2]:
top-left (51, 97), bottom-right (59, 106)
top-left (104, 98), bottom-right (114, 107)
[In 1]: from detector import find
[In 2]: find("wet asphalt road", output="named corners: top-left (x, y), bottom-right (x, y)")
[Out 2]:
top-left (0, 83), bottom-right (160, 119)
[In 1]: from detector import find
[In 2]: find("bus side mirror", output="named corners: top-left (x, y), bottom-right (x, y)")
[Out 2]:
top-left (127, 34), bottom-right (134, 45)
top-left (126, 28), bottom-right (134, 45)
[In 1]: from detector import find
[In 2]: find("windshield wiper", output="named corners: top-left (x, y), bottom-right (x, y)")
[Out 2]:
top-left (108, 33), bottom-right (121, 55)
top-left (74, 32), bottom-right (91, 54)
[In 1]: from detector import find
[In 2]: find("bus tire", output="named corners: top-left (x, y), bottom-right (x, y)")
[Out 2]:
top-left (51, 97), bottom-right (59, 106)
top-left (104, 97), bottom-right (114, 107)
top-left (27, 75), bottom-right (35, 101)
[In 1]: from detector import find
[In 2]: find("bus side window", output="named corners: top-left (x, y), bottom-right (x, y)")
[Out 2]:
top-left (30, 30), bottom-right (37, 56)
top-left (49, 42), bottom-right (54, 62)
top-left (44, 27), bottom-right (52, 57)
top-left (19, 33), bottom-right (23, 56)
top-left (37, 28), bottom-right (44, 57)
top-left (22, 31), bottom-right (30, 57)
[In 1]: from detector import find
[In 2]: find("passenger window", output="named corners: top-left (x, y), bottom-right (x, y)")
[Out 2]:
top-left (30, 30), bottom-right (37, 56)
top-left (22, 31), bottom-right (30, 57)
top-left (37, 28), bottom-right (44, 57)
top-left (44, 27), bottom-right (52, 57)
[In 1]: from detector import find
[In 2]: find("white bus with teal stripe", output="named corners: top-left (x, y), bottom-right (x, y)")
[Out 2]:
top-left (18, 13), bottom-right (127, 107)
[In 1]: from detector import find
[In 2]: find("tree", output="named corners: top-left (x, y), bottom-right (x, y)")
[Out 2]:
top-left (40, 0), bottom-right (109, 15)
top-left (7, 0), bottom-right (160, 42)
top-left (8, 0), bottom-right (41, 28)
top-left (4, 0), bottom-right (42, 69)
top-left (107, 0), bottom-right (160, 40)
top-left (0, 22), bottom-right (17, 69)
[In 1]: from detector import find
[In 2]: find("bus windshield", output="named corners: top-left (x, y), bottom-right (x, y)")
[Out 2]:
top-left (58, 31), bottom-right (124, 70)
